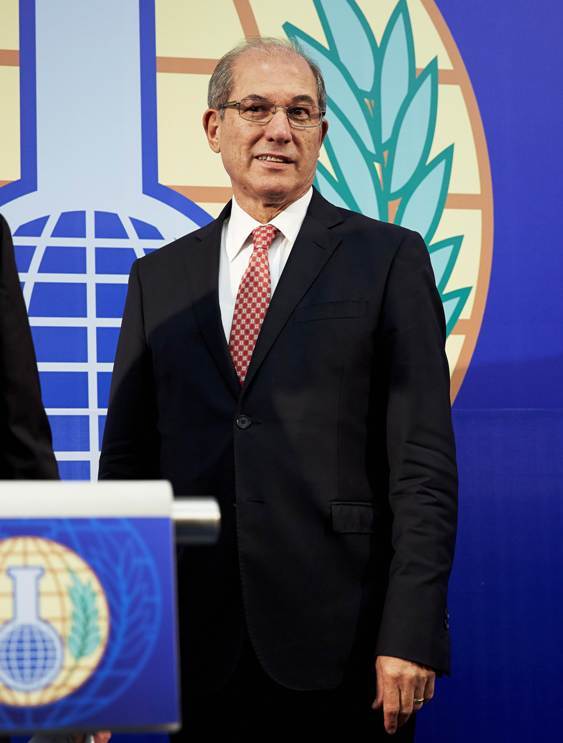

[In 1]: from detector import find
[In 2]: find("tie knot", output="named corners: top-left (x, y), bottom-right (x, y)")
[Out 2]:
top-left (252, 224), bottom-right (278, 252)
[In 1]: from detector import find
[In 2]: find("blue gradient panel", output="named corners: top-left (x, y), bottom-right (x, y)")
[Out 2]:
top-left (13, 215), bottom-right (48, 237)
top-left (29, 282), bottom-right (86, 317)
top-left (40, 372), bottom-right (88, 408)
top-left (52, 210), bottom-right (86, 238)
top-left (95, 210), bottom-right (128, 239)
top-left (14, 244), bottom-right (35, 271)
top-left (97, 372), bottom-right (112, 409)
top-left (31, 326), bottom-right (87, 362)
top-left (49, 415), bottom-right (90, 451)
top-left (96, 283), bottom-right (128, 317)
top-left (416, 3), bottom-right (563, 743)
top-left (96, 327), bottom-right (120, 362)
top-left (420, 410), bottom-right (563, 742)
top-left (96, 247), bottom-right (137, 275)
top-left (39, 246), bottom-right (86, 273)
top-left (56, 461), bottom-right (91, 480)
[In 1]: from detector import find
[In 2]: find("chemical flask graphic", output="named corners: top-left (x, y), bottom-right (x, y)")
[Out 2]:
top-left (0, 0), bottom-right (210, 480)
top-left (0, 566), bottom-right (64, 692)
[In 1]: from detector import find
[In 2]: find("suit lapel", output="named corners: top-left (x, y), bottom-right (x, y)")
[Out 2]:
top-left (184, 202), bottom-right (241, 399)
top-left (243, 190), bottom-right (344, 391)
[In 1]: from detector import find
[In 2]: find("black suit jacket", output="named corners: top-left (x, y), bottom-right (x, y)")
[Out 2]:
top-left (0, 215), bottom-right (58, 479)
top-left (99, 190), bottom-right (457, 690)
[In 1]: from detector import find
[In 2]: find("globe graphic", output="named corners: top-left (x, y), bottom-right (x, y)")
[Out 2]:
top-left (0, 622), bottom-right (60, 690)
top-left (0, 537), bottom-right (109, 707)
top-left (12, 208), bottom-right (169, 481)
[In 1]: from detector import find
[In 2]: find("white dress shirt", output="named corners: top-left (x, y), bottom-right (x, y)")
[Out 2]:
top-left (218, 187), bottom-right (313, 340)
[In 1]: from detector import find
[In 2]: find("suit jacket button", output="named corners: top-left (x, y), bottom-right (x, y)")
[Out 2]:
top-left (236, 414), bottom-right (252, 430)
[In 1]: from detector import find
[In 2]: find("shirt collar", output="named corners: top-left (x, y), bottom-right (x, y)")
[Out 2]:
top-left (226, 187), bottom-right (313, 261)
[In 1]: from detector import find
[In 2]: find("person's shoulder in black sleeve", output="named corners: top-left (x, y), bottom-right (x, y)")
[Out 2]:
top-left (0, 214), bottom-right (58, 479)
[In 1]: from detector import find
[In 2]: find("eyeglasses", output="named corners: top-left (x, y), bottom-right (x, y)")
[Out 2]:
top-left (219, 97), bottom-right (325, 129)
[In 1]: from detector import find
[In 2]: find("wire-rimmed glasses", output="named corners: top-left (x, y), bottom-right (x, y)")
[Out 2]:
top-left (219, 97), bottom-right (325, 129)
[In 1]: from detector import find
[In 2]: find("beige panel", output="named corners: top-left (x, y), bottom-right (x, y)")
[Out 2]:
top-left (0, 67), bottom-right (20, 181)
top-left (199, 202), bottom-right (227, 218)
top-left (432, 85), bottom-right (480, 193)
top-left (0, 0), bottom-right (18, 49)
top-left (445, 333), bottom-right (464, 375)
top-left (157, 72), bottom-right (231, 187)
top-left (155, 0), bottom-right (245, 58)
top-left (250, 0), bottom-right (327, 45)
top-left (434, 209), bottom-right (482, 317)
top-left (407, 0), bottom-right (453, 69)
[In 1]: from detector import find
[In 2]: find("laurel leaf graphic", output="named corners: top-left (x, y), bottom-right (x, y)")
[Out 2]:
top-left (315, 163), bottom-right (350, 210)
top-left (68, 572), bottom-right (101, 660)
top-left (395, 146), bottom-right (453, 244)
top-left (387, 59), bottom-right (438, 196)
top-left (286, 0), bottom-right (472, 336)
top-left (314, 0), bottom-right (377, 91)
top-left (283, 23), bottom-right (377, 153)
top-left (378, 0), bottom-right (416, 144)
top-left (442, 287), bottom-right (472, 335)
top-left (324, 101), bottom-right (381, 219)
top-left (429, 236), bottom-right (463, 292)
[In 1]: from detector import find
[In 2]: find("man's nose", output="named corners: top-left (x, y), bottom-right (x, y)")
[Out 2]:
top-left (264, 108), bottom-right (292, 142)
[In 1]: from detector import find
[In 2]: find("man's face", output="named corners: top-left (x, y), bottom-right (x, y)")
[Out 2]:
top-left (203, 50), bottom-right (327, 215)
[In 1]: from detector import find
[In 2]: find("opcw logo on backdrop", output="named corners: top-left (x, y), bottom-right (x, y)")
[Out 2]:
top-left (0, 0), bottom-right (492, 480)
top-left (0, 537), bottom-right (109, 705)
top-left (155, 0), bottom-right (493, 399)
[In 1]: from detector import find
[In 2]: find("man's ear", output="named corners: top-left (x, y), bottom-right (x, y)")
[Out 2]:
top-left (203, 109), bottom-right (221, 153)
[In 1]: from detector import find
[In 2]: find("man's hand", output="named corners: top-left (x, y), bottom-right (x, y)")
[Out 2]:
top-left (372, 655), bottom-right (435, 735)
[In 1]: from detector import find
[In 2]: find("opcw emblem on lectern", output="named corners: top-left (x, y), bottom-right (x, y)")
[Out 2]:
top-left (0, 537), bottom-right (109, 706)
top-left (0, 482), bottom-right (185, 734)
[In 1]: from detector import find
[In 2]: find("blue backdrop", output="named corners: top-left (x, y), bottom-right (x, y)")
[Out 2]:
top-left (420, 1), bottom-right (563, 740)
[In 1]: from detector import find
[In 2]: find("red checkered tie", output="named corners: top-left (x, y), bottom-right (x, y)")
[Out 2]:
top-left (229, 224), bottom-right (278, 384)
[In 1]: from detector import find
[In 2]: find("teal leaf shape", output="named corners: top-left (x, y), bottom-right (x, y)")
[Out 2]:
top-left (68, 572), bottom-right (101, 660)
top-left (314, 164), bottom-right (350, 209)
top-left (286, 0), bottom-right (471, 339)
top-left (395, 146), bottom-right (453, 244)
top-left (429, 236), bottom-right (463, 292)
top-left (283, 23), bottom-right (377, 154)
top-left (324, 100), bottom-right (381, 219)
top-left (442, 287), bottom-right (471, 335)
top-left (387, 59), bottom-right (438, 196)
top-left (378, 0), bottom-right (416, 144)
top-left (314, 0), bottom-right (377, 91)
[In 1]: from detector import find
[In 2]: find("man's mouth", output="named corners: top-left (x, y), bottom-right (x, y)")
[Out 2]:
top-left (256, 154), bottom-right (293, 163)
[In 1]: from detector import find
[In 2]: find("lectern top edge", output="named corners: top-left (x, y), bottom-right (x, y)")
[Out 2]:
top-left (0, 480), bottom-right (174, 517)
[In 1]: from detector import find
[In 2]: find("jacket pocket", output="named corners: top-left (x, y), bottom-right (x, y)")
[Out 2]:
top-left (331, 501), bottom-right (375, 534)
top-left (295, 300), bottom-right (367, 322)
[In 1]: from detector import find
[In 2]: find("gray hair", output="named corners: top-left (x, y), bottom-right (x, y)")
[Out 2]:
top-left (207, 38), bottom-right (326, 113)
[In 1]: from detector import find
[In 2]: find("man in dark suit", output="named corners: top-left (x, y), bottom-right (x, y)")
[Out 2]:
top-left (100, 39), bottom-right (457, 741)
top-left (0, 214), bottom-right (58, 479)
